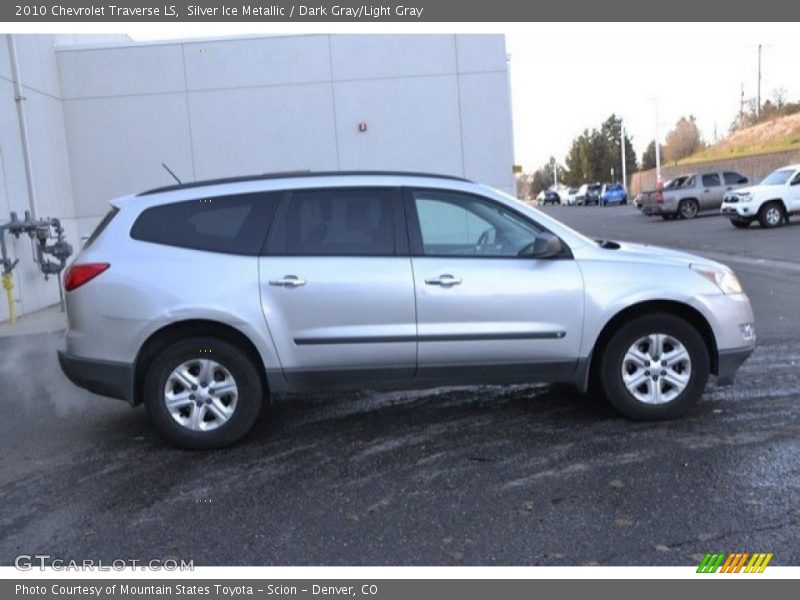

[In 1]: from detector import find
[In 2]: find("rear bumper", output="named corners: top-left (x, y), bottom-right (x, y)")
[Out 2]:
top-left (58, 347), bottom-right (134, 403)
top-left (642, 204), bottom-right (676, 216)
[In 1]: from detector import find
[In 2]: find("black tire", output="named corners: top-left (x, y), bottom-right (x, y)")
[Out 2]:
top-left (730, 219), bottom-right (751, 229)
top-left (757, 201), bottom-right (784, 228)
top-left (598, 314), bottom-right (709, 420)
top-left (678, 199), bottom-right (699, 220)
top-left (144, 336), bottom-right (264, 449)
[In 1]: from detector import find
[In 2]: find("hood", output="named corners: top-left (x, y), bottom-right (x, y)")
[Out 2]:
top-left (582, 240), bottom-right (722, 269)
top-left (727, 183), bottom-right (777, 199)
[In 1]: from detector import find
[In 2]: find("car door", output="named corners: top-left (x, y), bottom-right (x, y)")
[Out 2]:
top-left (259, 187), bottom-right (416, 387)
top-left (405, 188), bottom-right (584, 383)
top-left (700, 173), bottom-right (724, 210)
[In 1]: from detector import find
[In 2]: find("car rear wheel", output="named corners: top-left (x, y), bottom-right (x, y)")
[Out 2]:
top-left (144, 336), bottom-right (263, 449)
top-left (758, 201), bottom-right (784, 228)
top-left (599, 314), bottom-right (709, 420)
top-left (678, 199), bottom-right (699, 220)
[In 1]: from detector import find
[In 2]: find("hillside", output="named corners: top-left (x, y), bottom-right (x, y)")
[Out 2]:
top-left (678, 112), bottom-right (800, 165)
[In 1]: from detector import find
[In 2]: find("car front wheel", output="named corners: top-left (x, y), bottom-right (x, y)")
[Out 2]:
top-left (758, 201), bottom-right (784, 228)
top-left (599, 314), bottom-right (709, 420)
top-left (144, 336), bottom-right (264, 449)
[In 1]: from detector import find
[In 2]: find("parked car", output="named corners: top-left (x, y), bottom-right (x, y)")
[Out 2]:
top-left (641, 171), bottom-right (749, 219)
top-left (600, 183), bottom-right (628, 206)
top-left (540, 189), bottom-right (561, 205)
top-left (565, 187), bottom-right (580, 206)
top-left (577, 183), bottom-right (603, 206)
top-left (58, 171), bottom-right (756, 448)
top-left (635, 176), bottom-right (689, 211)
top-left (721, 164), bottom-right (800, 228)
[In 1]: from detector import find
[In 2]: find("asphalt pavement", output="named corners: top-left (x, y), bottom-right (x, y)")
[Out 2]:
top-left (1, 205), bottom-right (798, 566)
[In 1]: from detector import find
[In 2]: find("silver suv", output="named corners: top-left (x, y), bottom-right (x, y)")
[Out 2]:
top-left (58, 172), bottom-right (756, 449)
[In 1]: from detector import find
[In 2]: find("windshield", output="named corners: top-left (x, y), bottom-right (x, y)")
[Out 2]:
top-left (761, 169), bottom-right (794, 185)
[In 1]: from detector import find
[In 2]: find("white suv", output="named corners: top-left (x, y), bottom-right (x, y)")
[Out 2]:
top-left (721, 164), bottom-right (800, 228)
top-left (58, 171), bottom-right (756, 449)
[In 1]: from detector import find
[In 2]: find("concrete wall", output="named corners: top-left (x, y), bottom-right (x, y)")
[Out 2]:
top-left (56, 34), bottom-right (515, 237)
top-left (631, 147), bottom-right (800, 195)
top-left (0, 35), bottom-right (79, 321)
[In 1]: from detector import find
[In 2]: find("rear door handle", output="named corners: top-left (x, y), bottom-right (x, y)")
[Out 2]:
top-left (425, 274), bottom-right (462, 287)
top-left (269, 275), bottom-right (306, 287)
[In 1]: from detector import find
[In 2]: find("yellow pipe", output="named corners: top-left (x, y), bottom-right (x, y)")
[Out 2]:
top-left (2, 272), bottom-right (14, 325)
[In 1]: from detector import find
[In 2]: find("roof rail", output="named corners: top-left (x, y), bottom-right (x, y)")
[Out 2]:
top-left (137, 170), bottom-right (472, 196)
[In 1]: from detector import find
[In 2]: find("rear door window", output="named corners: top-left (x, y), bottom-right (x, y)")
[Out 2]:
top-left (130, 192), bottom-right (279, 255)
top-left (702, 173), bottom-right (722, 187)
top-left (284, 188), bottom-right (395, 256)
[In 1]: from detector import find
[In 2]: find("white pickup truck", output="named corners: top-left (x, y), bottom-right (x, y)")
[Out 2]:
top-left (721, 164), bottom-right (800, 228)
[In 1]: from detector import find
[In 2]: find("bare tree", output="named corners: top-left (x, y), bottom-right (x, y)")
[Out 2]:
top-left (664, 116), bottom-right (705, 163)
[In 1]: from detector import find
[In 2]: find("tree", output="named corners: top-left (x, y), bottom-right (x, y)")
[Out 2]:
top-left (663, 116), bottom-right (705, 163)
top-left (563, 115), bottom-right (638, 185)
top-left (641, 140), bottom-right (663, 171)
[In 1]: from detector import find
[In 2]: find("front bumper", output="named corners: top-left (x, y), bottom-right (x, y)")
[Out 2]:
top-left (58, 347), bottom-right (134, 403)
top-left (720, 202), bottom-right (755, 219)
top-left (716, 347), bottom-right (754, 384)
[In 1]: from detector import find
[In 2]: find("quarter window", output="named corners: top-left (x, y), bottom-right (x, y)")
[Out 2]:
top-left (723, 171), bottom-right (748, 185)
top-left (285, 188), bottom-right (395, 256)
top-left (130, 192), bottom-right (279, 255)
top-left (412, 191), bottom-right (541, 257)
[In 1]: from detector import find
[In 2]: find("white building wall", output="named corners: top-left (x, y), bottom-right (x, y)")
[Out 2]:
top-left (1, 33), bottom-right (514, 321)
top-left (56, 34), bottom-right (515, 235)
top-left (0, 35), bottom-right (80, 321)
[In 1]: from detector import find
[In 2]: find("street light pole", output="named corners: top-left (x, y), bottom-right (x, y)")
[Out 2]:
top-left (621, 118), bottom-right (627, 190)
top-left (553, 158), bottom-right (558, 188)
top-left (654, 99), bottom-right (661, 186)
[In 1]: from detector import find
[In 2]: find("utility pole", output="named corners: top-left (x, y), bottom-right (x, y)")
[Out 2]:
top-left (757, 44), bottom-right (762, 118)
top-left (740, 82), bottom-right (745, 124)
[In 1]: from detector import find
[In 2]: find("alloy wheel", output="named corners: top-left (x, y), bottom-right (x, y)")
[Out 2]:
top-left (621, 333), bottom-right (691, 405)
top-left (164, 358), bottom-right (239, 431)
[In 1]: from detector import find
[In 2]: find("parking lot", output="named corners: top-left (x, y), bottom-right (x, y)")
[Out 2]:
top-left (1, 205), bottom-right (799, 566)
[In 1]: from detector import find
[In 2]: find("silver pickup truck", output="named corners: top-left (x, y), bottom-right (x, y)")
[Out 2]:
top-left (640, 171), bottom-right (749, 219)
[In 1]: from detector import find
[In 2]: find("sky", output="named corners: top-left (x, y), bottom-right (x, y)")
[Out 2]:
top-left (506, 23), bottom-right (800, 171)
top-left (129, 24), bottom-right (800, 174)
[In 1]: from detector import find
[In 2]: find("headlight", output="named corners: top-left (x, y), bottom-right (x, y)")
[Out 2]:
top-left (691, 264), bottom-right (743, 294)
top-left (739, 195), bottom-right (753, 202)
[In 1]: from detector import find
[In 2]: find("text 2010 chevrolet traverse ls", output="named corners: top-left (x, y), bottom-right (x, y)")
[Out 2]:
top-left (58, 172), bottom-right (756, 449)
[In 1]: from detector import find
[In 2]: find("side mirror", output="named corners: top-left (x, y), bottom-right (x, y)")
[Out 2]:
top-left (520, 232), bottom-right (563, 258)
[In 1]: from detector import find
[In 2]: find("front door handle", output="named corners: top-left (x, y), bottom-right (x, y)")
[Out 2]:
top-left (425, 274), bottom-right (462, 287)
top-left (269, 275), bottom-right (306, 287)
